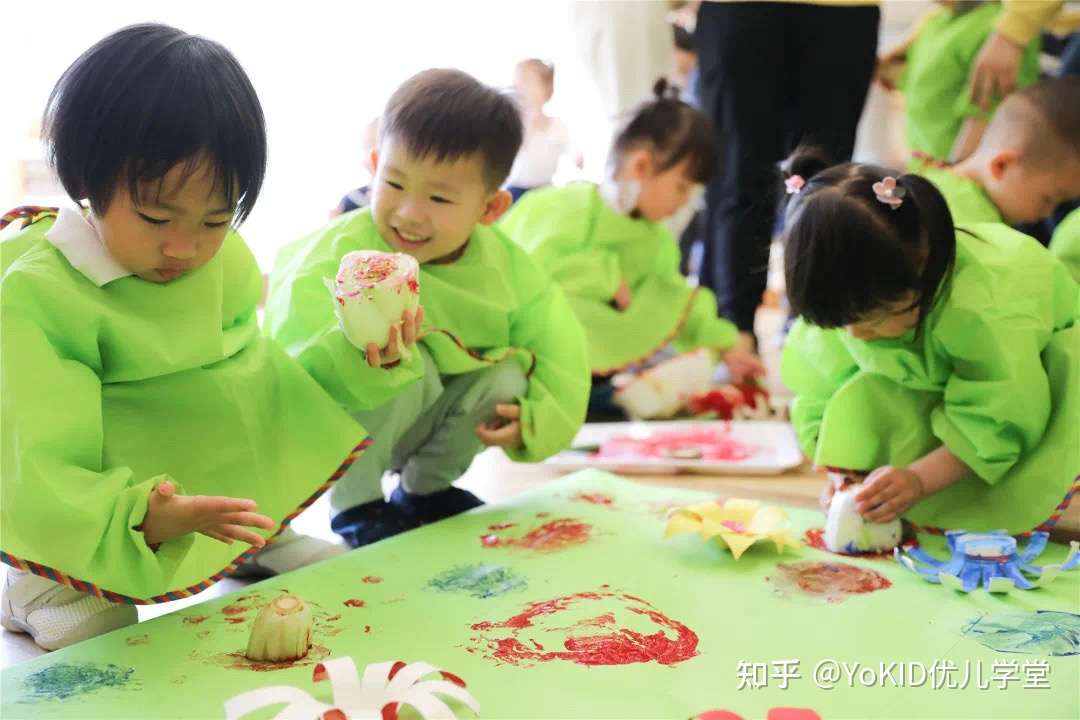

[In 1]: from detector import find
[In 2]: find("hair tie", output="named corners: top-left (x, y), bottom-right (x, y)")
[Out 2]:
top-left (784, 175), bottom-right (805, 195)
top-left (872, 176), bottom-right (905, 210)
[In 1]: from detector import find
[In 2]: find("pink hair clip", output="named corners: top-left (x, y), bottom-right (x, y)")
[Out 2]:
top-left (785, 175), bottom-right (805, 195)
top-left (872, 176), bottom-right (905, 210)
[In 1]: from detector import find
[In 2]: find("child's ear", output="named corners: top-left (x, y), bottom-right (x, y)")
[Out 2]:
top-left (370, 149), bottom-right (380, 175)
top-left (479, 189), bottom-right (513, 225)
top-left (987, 149), bottom-right (1019, 181)
top-left (626, 149), bottom-right (654, 180)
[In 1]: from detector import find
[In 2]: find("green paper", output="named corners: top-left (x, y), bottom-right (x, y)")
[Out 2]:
top-left (2, 471), bottom-right (1077, 719)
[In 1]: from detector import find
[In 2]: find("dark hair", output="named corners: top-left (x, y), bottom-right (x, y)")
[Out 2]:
top-left (672, 24), bottom-right (694, 53)
top-left (780, 147), bottom-right (957, 331)
top-left (1014, 75), bottom-right (1080, 158)
top-left (380, 68), bottom-right (523, 190)
top-left (44, 23), bottom-right (267, 224)
top-left (610, 78), bottom-right (717, 183)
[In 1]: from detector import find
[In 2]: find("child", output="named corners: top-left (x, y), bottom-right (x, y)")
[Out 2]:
top-left (877, 1), bottom-right (1042, 165)
top-left (505, 59), bottom-right (576, 203)
top-left (779, 148), bottom-right (1079, 535)
top-left (0, 25), bottom-right (366, 650)
top-left (916, 77), bottom-right (1080, 225)
top-left (499, 80), bottom-right (762, 403)
top-left (265, 69), bottom-right (589, 548)
top-left (331, 116), bottom-right (380, 217)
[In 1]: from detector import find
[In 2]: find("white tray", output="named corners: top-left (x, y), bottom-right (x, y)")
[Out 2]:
top-left (546, 420), bottom-right (804, 476)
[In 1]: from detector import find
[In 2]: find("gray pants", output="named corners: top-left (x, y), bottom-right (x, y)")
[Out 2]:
top-left (329, 346), bottom-right (528, 513)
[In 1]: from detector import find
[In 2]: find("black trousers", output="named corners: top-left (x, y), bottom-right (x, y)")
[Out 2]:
top-left (695, 2), bottom-right (880, 332)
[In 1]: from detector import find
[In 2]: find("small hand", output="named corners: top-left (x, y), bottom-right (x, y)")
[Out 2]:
top-left (475, 403), bottom-right (524, 449)
top-left (366, 306), bottom-right (425, 368)
top-left (613, 280), bottom-right (632, 311)
top-left (855, 466), bottom-right (924, 523)
top-left (968, 32), bottom-right (1024, 111)
top-left (722, 347), bottom-right (765, 384)
top-left (140, 480), bottom-right (275, 548)
top-left (874, 49), bottom-right (906, 91)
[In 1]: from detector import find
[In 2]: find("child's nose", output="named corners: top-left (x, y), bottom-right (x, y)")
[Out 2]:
top-left (162, 236), bottom-right (198, 260)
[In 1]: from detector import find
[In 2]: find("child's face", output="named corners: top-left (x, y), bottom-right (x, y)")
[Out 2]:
top-left (984, 153), bottom-right (1080, 225)
top-left (844, 296), bottom-right (920, 341)
top-left (632, 155), bottom-right (700, 222)
top-left (513, 65), bottom-right (553, 112)
top-left (371, 136), bottom-right (510, 263)
top-left (95, 159), bottom-right (235, 283)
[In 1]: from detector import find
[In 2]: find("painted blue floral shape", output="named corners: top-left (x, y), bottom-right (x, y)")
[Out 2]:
top-left (895, 530), bottom-right (1080, 593)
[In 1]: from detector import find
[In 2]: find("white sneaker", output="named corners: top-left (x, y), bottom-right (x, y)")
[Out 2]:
top-left (1, 568), bottom-right (137, 651)
top-left (230, 528), bottom-right (347, 578)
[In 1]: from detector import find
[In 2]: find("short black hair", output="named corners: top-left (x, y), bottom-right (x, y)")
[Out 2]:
top-left (780, 146), bottom-right (957, 332)
top-left (44, 23), bottom-right (267, 224)
top-left (610, 78), bottom-right (717, 183)
top-left (379, 68), bottom-right (523, 190)
top-left (672, 24), bottom-right (694, 53)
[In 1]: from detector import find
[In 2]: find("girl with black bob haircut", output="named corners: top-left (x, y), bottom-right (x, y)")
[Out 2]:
top-left (0, 24), bottom-right (365, 651)
top-left (45, 23), bottom-right (264, 224)
top-left (500, 77), bottom-right (763, 412)
top-left (779, 146), bottom-right (1080, 540)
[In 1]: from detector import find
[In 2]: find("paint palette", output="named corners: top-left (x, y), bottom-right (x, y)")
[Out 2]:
top-left (2, 471), bottom-right (1077, 719)
top-left (547, 421), bottom-right (803, 475)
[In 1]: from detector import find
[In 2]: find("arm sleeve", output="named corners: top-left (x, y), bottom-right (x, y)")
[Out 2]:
top-left (653, 237), bottom-right (738, 352)
top-left (505, 261), bottom-right (591, 463)
top-left (997, 0), bottom-right (1063, 45)
top-left (930, 304), bottom-right (1053, 483)
top-left (1, 309), bottom-right (194, 590)
top-left (781, 320), bottom-right (861, 458)
top-left (264, 232), bottom-right (424, 413)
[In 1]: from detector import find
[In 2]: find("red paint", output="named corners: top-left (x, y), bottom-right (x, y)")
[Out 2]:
top-left (382, 703), bottom-right (399, 720)
top-left (769, 710), bottom-right (822, 720)
top-left (388, 660), bottom-right (407, 680)
top-left (803, 528), bottom-right (913, 561)
top-left (720, 520), bottom-right (746, 533)
top-left (595, 425), bottom-right (756, 462)
top-left (487, 522), bottom-right (517, 531)
top-left (440, 671), bottom-right (466, 687)
top-left (362, 576), bottom-right (383, 584)
top-left (220, 644), bottom-right (330, 672)
top-left (407, 276), bottom-right (419, 294)
top-left (324, 710), bottom-right (347, 720)
top-left (572, 492), bottom-right (616, 507)
top-left (768, 561), bottom-right (892, 604)
top-left (469, 590), bottom-right (698, 667)
top-left (222, 604), bottom-right (249, 616)
top-left (225, 617), bottom-right (246, 624)
top-left (695, 712), bottom-right (744, 720)
top-left (183, 616), bottom-right (209, 625)
top-left (344, 599), bottom-right (366, 608)
top-left (480, 518), bottom-right (593, 553)
top-left (688, 383), bottom-right (769, 419)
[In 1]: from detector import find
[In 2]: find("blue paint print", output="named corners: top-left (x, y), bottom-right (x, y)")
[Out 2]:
top-left (22, 662), bottom-right (136, 702)
top-left (963, 611), bottom-right (1080, 656)
top-left (427, 563), bottom-right (527, 599)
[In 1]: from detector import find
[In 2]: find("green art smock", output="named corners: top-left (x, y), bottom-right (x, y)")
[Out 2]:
top-left (902, 2), bottom-right (1040, 164)
top-left (264, 209), bottom-right (589, 464)
top-left (499, 182), bottom-right (738, 375)
top-left (920, 166), bottom-right (1003, 224)
top-left (0, 208), bottom-right (366, 601)
top-left (1050, 207), bottom-right (1080, 284)
top-left (782, 223), bottom-right (1079, 534)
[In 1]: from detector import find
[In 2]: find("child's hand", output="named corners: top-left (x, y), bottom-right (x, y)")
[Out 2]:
top-left (613, 280), bottom-right (632, 311)
top-left (874, 49), bottom-right (906, 91)
top-left (721, 346), bottom-right (765, 384)
top-left (366, 306), bottom-right (425, 368)
top-left (855, 466), bottom-right (924, 523)
top-left (140, 480), bottom-right (275, 548)
top-left (475, 403), bottom-right (523, 450)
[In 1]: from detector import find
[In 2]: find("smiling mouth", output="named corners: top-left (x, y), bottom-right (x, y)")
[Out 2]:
top-left (392, 226), bottom-right (431, 248)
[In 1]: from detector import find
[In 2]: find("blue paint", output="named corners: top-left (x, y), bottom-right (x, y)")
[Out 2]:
top-left (22, 662), bottom-right (136, 702)
top-left (427, 563), bottom-right (527, 599)
top-left (963, 611), bottom-right (1080, 656)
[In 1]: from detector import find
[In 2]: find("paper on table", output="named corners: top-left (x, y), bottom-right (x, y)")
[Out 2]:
top-left (665, 498), bottom-right (798, 560)
top-left (224, 657), bottom-right (479, 720)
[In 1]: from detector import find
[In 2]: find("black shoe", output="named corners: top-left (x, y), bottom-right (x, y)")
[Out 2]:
top-left (330, 499), bottom-right (422, 549)
top-left (388, 485), bottom-right (484, 525)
